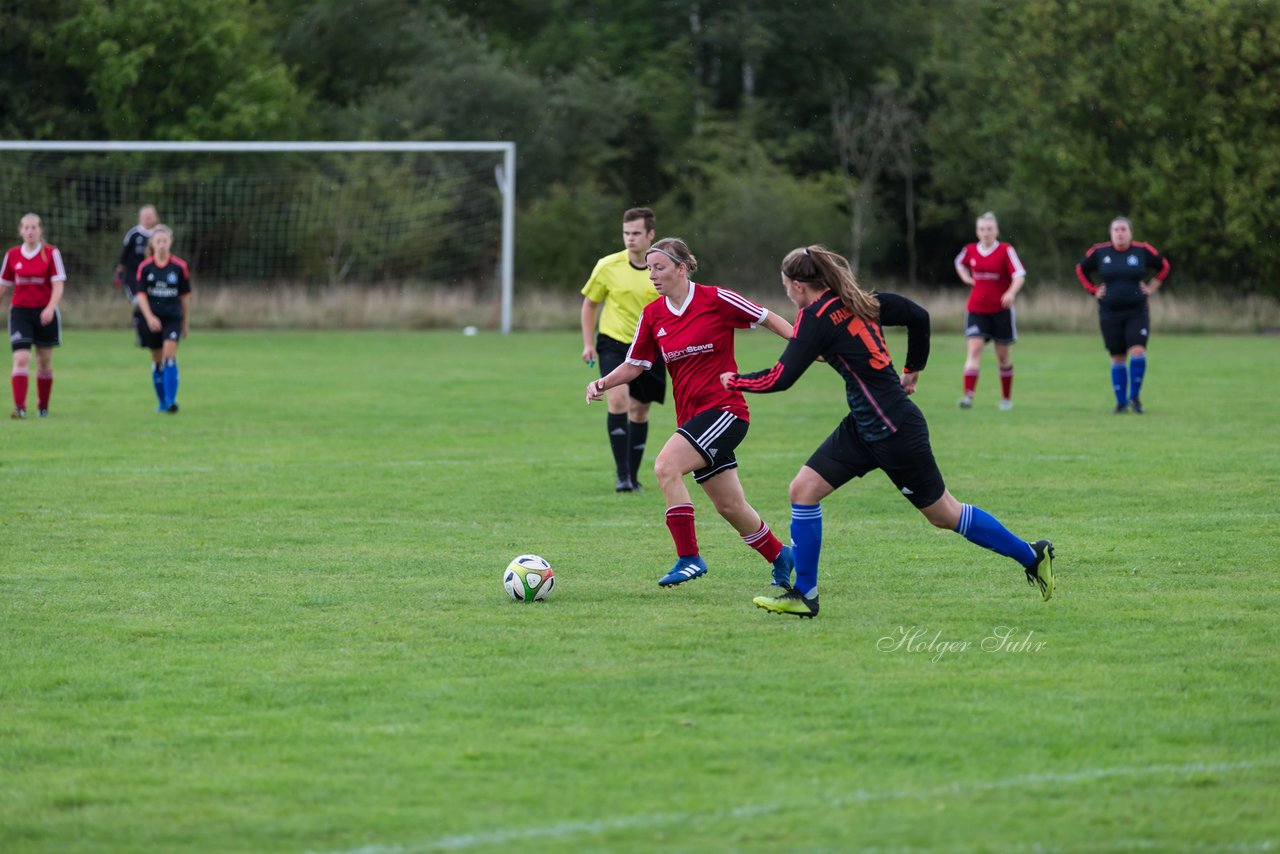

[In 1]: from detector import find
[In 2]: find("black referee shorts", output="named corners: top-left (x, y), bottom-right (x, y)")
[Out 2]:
top-left (805, 407), bottom-right (947, 510)
top-left (597, 333), bottom-right (666, 405)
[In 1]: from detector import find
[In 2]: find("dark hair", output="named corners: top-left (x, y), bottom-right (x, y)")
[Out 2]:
top-left (647, 237), bottom-right (697, 274)
top-left (781, 245), bottom-right (879, 321)
top-left (623, 207), bottom-right (656, 232)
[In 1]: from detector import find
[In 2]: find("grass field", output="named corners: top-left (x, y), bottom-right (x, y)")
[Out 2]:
top-left (1, 328), bottom-right (1277, 853)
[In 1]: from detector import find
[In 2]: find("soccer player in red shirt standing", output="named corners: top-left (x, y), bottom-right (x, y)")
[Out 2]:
top-left (954, 212), bottom-right (1026, 410)
top-left (0, 213), bottom-right (66, 418)
top-left (586, 238), bottom-right (796, 589)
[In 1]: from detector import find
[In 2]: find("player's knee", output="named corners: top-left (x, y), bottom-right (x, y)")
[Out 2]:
top-left (652, 454), bottom-right (681, 485)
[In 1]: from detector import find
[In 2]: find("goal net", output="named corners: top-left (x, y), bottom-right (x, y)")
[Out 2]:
top-left (0, 141), bottom-right (516, 331)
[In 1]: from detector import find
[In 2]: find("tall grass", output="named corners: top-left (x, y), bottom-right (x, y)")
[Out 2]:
top-left (65, 281), bottom-right (1280, 334)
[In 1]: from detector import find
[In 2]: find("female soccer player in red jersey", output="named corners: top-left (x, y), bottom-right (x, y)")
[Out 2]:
top-left (585, 238), bottom-right (796, 589)
top-left (954, 212), bottom-right (1026, 410)
top-left (133, 225), bottom-right (191, 413)
top-left (0, 213), bottom-right (66, 419)
top-left (722, 245), bottom-right (1054, 618)
top-left (1075, 216), bottom-right (1170, 414)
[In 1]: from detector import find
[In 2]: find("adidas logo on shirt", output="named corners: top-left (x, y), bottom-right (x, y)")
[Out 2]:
top-left (656, 327), bottom-right (667, 337)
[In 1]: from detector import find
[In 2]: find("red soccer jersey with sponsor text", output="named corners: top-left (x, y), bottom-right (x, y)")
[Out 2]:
top-left (625, 283), bottom-right (768, 424)
top-left (0, 243), bottom-right (67, 308)
top-left (955, 242), bottom-right (1024, 314)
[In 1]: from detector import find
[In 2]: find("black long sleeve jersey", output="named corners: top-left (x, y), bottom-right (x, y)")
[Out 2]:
top-left (728, 290), bottom-right (930, 443)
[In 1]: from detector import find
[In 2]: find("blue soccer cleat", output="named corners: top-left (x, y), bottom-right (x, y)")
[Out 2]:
top-left (771, 544), bottom-right (795, 588)
top-left (659, 556), bottom-right (708, 587)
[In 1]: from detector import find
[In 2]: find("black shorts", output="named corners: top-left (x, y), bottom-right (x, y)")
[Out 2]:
top-left (9, 306), bottom-right (61, 351)
top-left (598, 333), bottom-right (666, 405)
top-left (804, 407), bottom-right (947, 510)
top-left (964, 309), bottom-right (1017, 344)
top-left (677, 408), bottom-right (750, 484)
top-left (1099, 307), bottom-right (1149, 356)
top-left (134, 314), bottom-right (183, 350)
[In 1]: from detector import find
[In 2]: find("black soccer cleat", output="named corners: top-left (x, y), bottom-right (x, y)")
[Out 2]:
top-left (37, 408), bottom-right (49, 418)
top-left (1026, 540), bottom-right (1055, 601)
top-left (1113, 403), bottom-right (1128, 415)
top-left (1129, 397), bottom-right (1144, 414)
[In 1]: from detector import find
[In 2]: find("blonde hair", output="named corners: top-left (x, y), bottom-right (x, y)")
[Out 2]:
top-left (977, 211), bottom-right (998, 227)
top-left (780, 245), bottom-right (879, 321)
top-left (647, 237), bottom-right (698, 273)
top-left (146, 224), bottom-right (174, 259)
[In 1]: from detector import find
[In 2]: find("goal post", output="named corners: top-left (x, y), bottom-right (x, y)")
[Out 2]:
top-left (0, 140), bottom-right (517, 333)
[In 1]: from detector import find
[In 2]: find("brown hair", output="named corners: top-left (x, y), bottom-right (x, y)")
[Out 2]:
top-left (781, 245), bottom-right (879, 321)
top-left (647, 237), bottom-right (698, 274)
top-left (623, 206), bottom-right (656, 232)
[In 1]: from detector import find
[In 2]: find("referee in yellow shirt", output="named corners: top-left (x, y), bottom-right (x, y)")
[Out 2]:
top-left (580, 207), bottom-right (666, 492)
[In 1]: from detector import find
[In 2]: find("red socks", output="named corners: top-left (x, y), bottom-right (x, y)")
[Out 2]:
top-left (665, 504), bottom-right (699, 558)
top-left (963, 369), bottom-right (978, 397)
top-left (742, 521), bottom-right (783, 563)
top-left (37, 371), bottom-right (52, 410)
top-left (999, 365), bottom-right (1013, 400)
top-left (11, 370), bottom-right (28, 409)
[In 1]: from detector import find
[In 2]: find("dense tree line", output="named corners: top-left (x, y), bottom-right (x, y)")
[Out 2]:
top-left (2, 0), bottom-right (1277, 295)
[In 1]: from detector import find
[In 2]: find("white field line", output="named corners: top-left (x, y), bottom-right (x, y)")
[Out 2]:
top-left (315, 758), bottom-right (1279, 854)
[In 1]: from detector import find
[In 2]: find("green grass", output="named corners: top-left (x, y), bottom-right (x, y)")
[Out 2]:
top-left (1, 328), bottom-right (1277, 853)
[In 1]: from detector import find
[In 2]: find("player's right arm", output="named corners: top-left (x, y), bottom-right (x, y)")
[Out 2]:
top-left (580, 296), bottom-right (600, 366)
top-left (954, 246), bottom-right (975, 286)
top-left (1075, 245), bottom-right (1104, 298)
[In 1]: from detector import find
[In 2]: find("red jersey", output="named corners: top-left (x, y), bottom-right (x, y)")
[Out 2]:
top-left (0, 243), bottom-right (66, 309)
top-left (626, 283), bottom-right (768, 424)
top-left (955, 242), bottom-right (1025, 314)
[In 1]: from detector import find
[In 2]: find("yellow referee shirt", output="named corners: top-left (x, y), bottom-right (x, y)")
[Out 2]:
top-left (581, 250), bottom-right (659, 343)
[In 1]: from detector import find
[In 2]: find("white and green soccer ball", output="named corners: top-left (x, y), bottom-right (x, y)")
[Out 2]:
top-left (503, 554), bottom-right (556, 601)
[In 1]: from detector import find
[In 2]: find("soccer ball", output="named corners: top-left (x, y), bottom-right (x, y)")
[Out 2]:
top-left (503, 554), bottom-right (556, 601)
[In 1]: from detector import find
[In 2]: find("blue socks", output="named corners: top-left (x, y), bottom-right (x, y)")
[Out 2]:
top-left (790, 503), bottom-right (823, 597)
top-left (151, 365), bottom-right (165, 405)
top-left (161, 358), bottom-right (179, 408)
top-left (1129, 355), bottom-right (1146, 400)
top-left (1111, 362), bottom-right (1128, 407)
top-left (956, 504), bottom-right (1035, 568)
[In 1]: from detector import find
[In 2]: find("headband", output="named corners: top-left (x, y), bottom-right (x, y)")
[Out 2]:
top-left (646, 246), bottom-right (685, 267)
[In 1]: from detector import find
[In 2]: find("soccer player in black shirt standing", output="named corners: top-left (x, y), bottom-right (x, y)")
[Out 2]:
top-left (133, 225), bottom-right (191, 413)
top-left (1075, 216), bottom-right (1170, 414)
top-left (115, 204), bottom-right (157, 300)
top-left (722, 245), bottom-right (1055, 617)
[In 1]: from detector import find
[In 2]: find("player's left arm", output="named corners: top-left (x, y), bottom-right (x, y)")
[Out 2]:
top-left (1140, 246), bottom-right (1171, 295)
top-left (1001, 246), bottom-right (1028, 307)
top-left (759, 309), bottom-right (793, 340)
top-left (41, 251), bottom-right (67, 325)
top-left (876, 292), bottom-right (930, 393)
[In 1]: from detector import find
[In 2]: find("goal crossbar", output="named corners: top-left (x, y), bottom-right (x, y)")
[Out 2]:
top-left (0, 140), bottom-right (517, 333)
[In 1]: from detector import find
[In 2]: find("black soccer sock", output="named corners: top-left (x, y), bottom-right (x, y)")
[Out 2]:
top-left (606, 412), bottom-right (630, 480)
top-left (628, 420), bottom-right (649, 486)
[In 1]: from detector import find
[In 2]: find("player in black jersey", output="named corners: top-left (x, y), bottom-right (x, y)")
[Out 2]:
top-left (132, 225), bottom-right (191, 413)
top-left (115, 205), bottom-right (157, 303)
top-left (722, 245), bottom-right (1054, 617)
top-left (1075, 216), bottom-right (1170, 414)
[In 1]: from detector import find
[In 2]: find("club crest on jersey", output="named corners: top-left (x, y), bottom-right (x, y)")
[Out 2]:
top-left (1127, 255), bottom-right (1140, 266)
top-left (167, 272), bottom-right (179, 284)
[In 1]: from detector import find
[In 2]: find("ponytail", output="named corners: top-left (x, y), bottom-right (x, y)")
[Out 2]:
top-left (780, 245), bottom-right (879, 321)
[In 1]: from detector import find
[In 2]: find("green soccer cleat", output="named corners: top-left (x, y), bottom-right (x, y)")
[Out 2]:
top-left (1026, 539), bottom-right (1055, 601)
top-left (753, 588), bottom-right (819, 619)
